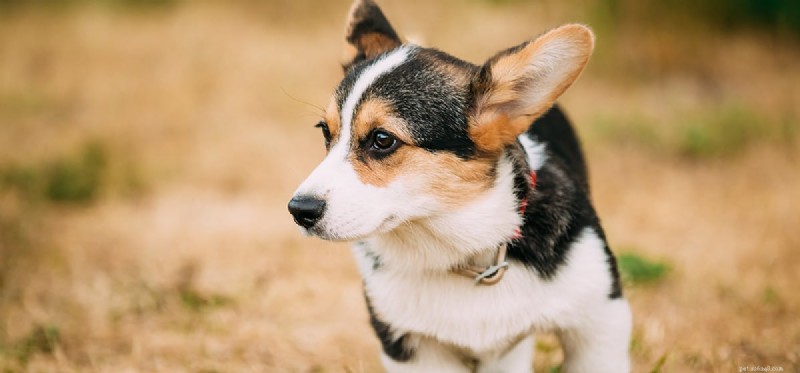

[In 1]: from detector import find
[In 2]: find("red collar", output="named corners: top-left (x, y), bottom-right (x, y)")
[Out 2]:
top-left (513, 170), bottom-right (537, 239)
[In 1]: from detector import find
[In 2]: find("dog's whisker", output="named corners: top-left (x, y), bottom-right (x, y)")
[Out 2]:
top-left (280, 86), bottom-right (325, 115)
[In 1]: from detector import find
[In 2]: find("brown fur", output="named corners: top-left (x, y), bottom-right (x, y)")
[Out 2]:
top-left (324, 97), bottom-right (342, 142)
top-left (341, 0), bottom-right (402, 69)
top-left (469, 24), bottom-right (594, 153)
top-left (350, 98), bottom-right (413, 145)
top-left (341, 42), bottom-right (360, 71)
top-left (347, 99), bottom-right (495, 208)
top-left (351, 145), bottom-right (495, 208)
top-left (429, 58), bottom-right (472, 87)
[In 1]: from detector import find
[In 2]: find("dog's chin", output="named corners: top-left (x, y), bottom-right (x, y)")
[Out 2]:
top-left (298, 224), bottom-right (363, 242)
top-left (301, 215), bottom-right (405, 242)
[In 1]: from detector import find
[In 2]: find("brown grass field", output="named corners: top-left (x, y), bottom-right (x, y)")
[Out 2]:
top-left (1, 0), bottom-right (799, 372)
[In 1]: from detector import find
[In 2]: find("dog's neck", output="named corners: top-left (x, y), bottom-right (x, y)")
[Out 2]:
top-left (366, 148), bottom-right (528, 273)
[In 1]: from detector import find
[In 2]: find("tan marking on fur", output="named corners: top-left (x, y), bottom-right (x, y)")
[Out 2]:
top-left (341, 0), bottom-right (401, 67)
top-left (470, 24), bottom-right (594, 152)
top-left (469, 112), bottom-right (514, 156)
top-left (341, 42), bottom-right (360, 69)
top-left (363, 34), bottom-right (401, 59)
top-left (350, 98), bottom-right (413, 145)
top-left (324, 97), bottom-right (341, 142)
top-left (345, 97), bottom-right (495, 207)
top-left (352, 145), bottom-right (496, 207)
top-left (341, 33), bottom-right (401, 68)
top-left (432, 60), bottom-right (472, 87)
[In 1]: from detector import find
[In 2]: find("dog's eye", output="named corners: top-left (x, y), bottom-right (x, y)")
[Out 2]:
top-left (315, 121), bottom-right (331, 149)
top-left (369, 130), bottom-right (400, 154)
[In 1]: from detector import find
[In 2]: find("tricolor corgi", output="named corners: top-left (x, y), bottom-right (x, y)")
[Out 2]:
top-left (288, 1), bottom-right (631, 371)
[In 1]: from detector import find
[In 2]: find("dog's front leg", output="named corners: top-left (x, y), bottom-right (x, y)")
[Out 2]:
top-left (380, 335), bottom-right (471, 373)
top-left (557, 298), bottom-right (632, 373)
top-left (476, 334), bottom-right (535, 373)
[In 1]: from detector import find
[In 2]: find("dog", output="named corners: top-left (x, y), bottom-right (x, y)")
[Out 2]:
top-left (288, 1), bottom-right (632, 371)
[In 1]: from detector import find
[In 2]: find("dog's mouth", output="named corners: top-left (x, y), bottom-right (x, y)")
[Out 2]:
top-left (300, 214), bottom-right (402, 242)
top-left (297, 224), bottom-right (337, 241)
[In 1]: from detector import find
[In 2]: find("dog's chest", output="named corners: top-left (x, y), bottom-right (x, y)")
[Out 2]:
top-left (354, 227), bottom-right (613, 354)
top-left (364, 264), bottom-right (551, 353)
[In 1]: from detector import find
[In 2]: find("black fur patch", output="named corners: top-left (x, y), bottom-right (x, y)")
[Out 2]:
top-left (529, 105), bottom-right (590, 193)
top-left (363, 49), bottom-right (476, 158)
top-left (343, 0), bottom-right (402, 71)
top-left (335, 47), bottom-right (480, 159)
top-left (357, 241), bottom-right (384, 271)
top-left (365, 292), bottom-right (414, 362)
top-left (509, 105), bottom-right (623, 299)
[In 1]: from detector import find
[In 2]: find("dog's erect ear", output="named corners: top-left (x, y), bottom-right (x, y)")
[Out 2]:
top-left (341, 0), bottom-right (402, 71)
top-left (469, 24), bottom-right (594, 153)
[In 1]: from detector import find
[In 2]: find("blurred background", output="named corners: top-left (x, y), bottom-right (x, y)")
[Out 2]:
top-left (0, 0), bottom-right (798, 371)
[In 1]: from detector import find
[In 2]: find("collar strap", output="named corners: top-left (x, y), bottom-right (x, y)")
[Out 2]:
top-left (449, 170), bottom-right (537, 286)
top-left (451, 242), bottom-right (509, 285)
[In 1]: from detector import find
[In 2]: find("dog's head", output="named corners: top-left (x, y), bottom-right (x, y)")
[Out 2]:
top-left (289, 0), bottom-right (593, 241)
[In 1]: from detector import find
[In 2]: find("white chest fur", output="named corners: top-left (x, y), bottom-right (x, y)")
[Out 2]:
top-left (354, 227), bottom-right (614, 356)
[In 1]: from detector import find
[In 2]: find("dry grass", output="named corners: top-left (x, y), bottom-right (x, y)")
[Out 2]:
top-left (0, 1), bottom-right (799, 372)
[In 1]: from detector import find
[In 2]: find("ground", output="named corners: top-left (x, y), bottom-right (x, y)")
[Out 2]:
top-left (0, 1), bottom-right (798, 372)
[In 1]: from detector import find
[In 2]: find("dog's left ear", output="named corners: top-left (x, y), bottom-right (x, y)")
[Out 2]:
top-left (469, 24), bottom-right (595, 153)
top-left (341, 0), bottom-right (402, 71)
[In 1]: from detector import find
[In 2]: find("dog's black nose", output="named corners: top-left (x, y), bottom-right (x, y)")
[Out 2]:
top-left (288, 195), bottom-right (326, 229)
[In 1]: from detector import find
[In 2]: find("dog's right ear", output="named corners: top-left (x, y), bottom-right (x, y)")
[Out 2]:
top-left (341, 0), bottom-right (402, 71)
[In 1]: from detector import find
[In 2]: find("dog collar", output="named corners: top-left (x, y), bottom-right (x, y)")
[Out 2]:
top-left (451, 242), bottom-right (510, 285)
top-left (450, 170), bottom-right (537, 286)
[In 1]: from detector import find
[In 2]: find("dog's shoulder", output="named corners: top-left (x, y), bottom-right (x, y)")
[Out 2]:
top-left (513, 105), bottom-right (622, 298)
top-left (525, 104), bottom-right (589, 192)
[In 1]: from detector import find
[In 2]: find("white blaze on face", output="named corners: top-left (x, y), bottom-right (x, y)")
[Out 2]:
top-left (292, 46), bottom-right (421, 241)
